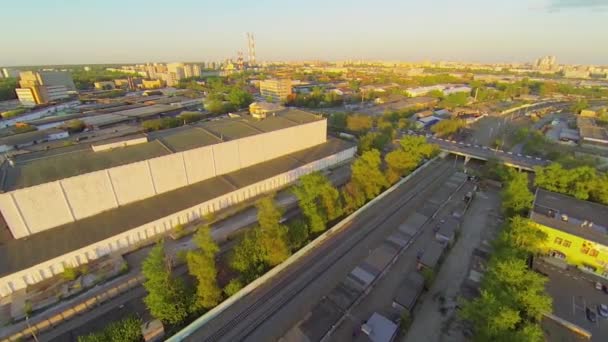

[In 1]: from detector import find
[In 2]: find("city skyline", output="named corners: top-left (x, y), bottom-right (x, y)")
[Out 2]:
top-left (2, 0), bottom-right (608, 67)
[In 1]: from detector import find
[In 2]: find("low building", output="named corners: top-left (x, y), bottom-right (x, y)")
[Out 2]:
top-left (417, 240), bottom-right (446, 271)
top-left (392, 272), bottom-right (425, 314)
top-left (361, 312), bottom-right (398, 342)
top-left (442, 86), bottom-right (471, 96)
top-left (416, 116), bottom-right (441, 129)
top-left (249, 102), bottom-right (285, 119)
top-left (405, 85), bottom-right (445, 97)
top-left (142, 79), bottom-right (163, 89)
top-left (577, 116), bottom-right (608, 150)
top-left (435, 217), bottom-right (460, 245)
top-left (0, 128), bottom-right (69, 152)
top-left (532, 188), bottom-right (608, 277)
top-left (94, 81), bottom-right (116, 90)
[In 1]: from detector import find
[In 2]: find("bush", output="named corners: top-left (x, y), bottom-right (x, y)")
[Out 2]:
top-left (78, 316), bottom-right (142, 342)
top-left (177, 112), bottom-right (204, 124)
top-left (172, 223), bottom-right (187, 239)
top-left (142, 117), bottom-right (181, 132)
top-left (62, 266), bottom-right (80, 281)
top-left (421, 268), bottom-right (436, 289)
top-left (399, 310), bottom-right (412, 334)
top-left (224, 278), bottom-right (243, 297)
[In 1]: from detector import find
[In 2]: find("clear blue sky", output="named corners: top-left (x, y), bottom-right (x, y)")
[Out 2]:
top-left (2, 0), bottom-right (607, 66)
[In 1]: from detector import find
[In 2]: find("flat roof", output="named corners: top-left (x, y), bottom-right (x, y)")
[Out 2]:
top-left (531, 189), bottom-right (608, 246)
top-left (28, 113), bottom-right (87, 126)
top-left (393, 272), bottom-right (425, 310)
top-left (114, 104), bottom-right (177, 118)
top-left (0, 138), bottom-right (354, 276)
top-left (0, 129), bottom-right (64, 147)
top-left (1, 109), bottom-right (323, 191)
top-left (420, 240), bottom-right (446, 268)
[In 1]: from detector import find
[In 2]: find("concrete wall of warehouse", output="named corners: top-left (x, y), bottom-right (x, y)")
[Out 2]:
top-left (0, 145), bottom-right (355, 297)
top-left (1, 120), bottom-right (327, 238)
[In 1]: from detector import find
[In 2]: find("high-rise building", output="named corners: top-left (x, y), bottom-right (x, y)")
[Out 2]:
top-left (164, 63), bottom-right (186, 86)
top-left (260, 79), bottom-right (292, 102)
top-left (15, 71), bottom-right (74, 106)
top-left (534, 56), bottom-right (557, 71)
top-left (183, 64), bottom-right (201, 78)
top-left (2, 68), bottom-right (20, 79)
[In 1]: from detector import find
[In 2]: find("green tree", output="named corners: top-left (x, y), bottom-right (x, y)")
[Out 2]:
top-left (346, 115), bottom-right (373, 132)
top-left (431, 118), bottom-right (466, 137)
top-left (499, 217), bottom-right (547, 256)
top-left (230, 196), bottom-right (291, 281)
top-left (292, 172), bottom-right (342, 233)
top-left (439, 92), bottom-right (469, 108)
top-left (0, 78), bottom-right (18, 101)
top-left (186, 225), bottom-right (222, 310)
top-left (501, 170), bottom-right (533, 217)
top-left (570, 98), bottom-right (589, 114)
top-left (142, 242), bottom-right (190, 325)
top-left (78, 316), bottom-right (142, 342)
top-left (227, 88), bottom-right (253, 109)
top-left (385, 150), bottom-right (418, 184)
top-left (287, 219), bottom-right (309, 251)
top-left (223, 278), bottom-right (243, 297)
top-left (352, 149), bottom-right (388, 200)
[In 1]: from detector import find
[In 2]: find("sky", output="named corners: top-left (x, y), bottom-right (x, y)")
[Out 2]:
top-left (1, 0), bottom-right (607, 66)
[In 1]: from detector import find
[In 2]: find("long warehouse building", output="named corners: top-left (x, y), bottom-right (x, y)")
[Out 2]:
top-left (0, 109), bottom-right (356, 296)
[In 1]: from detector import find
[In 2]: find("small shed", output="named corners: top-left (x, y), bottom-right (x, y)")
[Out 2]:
top-left (417, 240), bottom-right (446, 271)
top-left (392, 272), bottom-right (425, 313)
top-left (435, 217), bottom-right (460, 245)
top-left (361, 312), bottom-right (398, 342)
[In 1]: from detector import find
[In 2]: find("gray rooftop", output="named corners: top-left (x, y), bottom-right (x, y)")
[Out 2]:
top-left (0, 129), bottom-right (64, 147)
top-left (0, 138), bottom-right (354, 276)
top-left (419, 240), bottom-right (446, 268)
top-left (531, 188), bottom-right (608, 246)
top-left (393, 272), bottom-right (425, 311)
top-left (1, 109), bottom-right (323, 191)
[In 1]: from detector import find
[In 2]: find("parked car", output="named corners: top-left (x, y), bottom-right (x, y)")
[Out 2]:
top-left (586, 307), bottom-right (597, 322)
top-left (597, 304), bottom-right (608, 318)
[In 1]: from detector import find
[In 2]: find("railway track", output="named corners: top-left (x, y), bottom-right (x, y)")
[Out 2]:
top-left (196, 159), bottom-right (455, 342)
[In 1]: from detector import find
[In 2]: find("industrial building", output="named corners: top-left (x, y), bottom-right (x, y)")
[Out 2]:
top-left (0, 109), bottom-right (356, 297)
top-left (260, 79), bottom-right (292, 102)
top-left (15, 71), bottom-right (75, 107)
top-left (532, 189), bottom-right (608, 277)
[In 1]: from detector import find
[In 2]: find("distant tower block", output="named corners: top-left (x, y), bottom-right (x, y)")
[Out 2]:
top-left (247, 32), bottom-right (256, 65)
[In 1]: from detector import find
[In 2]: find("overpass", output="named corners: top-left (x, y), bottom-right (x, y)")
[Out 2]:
top-left (426, 136), bottom-right (550, 171)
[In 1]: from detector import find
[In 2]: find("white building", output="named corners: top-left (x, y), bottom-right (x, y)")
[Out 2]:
top-left (0, 109), bottom-right (356, 297)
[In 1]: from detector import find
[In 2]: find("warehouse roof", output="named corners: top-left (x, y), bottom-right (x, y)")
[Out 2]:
top-left (1, 109), bottom-right (323, 191)
top-left (28, 113), bottom-right (87, 127)
top-left (114, 104), bottom-right (177, 118)
top-left (531, 189), bottom-right (608, 246)
top-left (0, 128), bottom-right (66, 147)
top-left (0, 138), bottom-right (354, 276)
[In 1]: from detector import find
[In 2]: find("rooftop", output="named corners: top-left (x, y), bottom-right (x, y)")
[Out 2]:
top-left (419, 240), bottom-right (446, 268)
top-left (361, 313), bottom-right (398, 342)
top-left (0, 138), bottom-right (354, 276)
top-left (0, 108), bottom-right (322, 191)
top-left (0, 128), bottom-right (65, 147)
top-left (531, 188), bottom-right (608, 246)
top-left (393, 272), bottom-right (425, 311)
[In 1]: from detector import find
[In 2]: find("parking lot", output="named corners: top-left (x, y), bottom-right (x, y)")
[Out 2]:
top-left (536, 260), bottom-right (608, 341)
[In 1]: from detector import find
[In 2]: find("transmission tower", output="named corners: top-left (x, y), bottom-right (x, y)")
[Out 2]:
top-left (247, 32), bottom-right (256, 66)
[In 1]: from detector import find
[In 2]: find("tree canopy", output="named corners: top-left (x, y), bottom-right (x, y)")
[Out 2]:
top-left (292, 172), bottom-right (342, 233)
top-left (346, 115), bottom-right (373, 133)
top-left (351, 149), bottom-right (388, 200)
top-left (142, 242), bottom-right (190, 325)
top-left (186, 225), bottom-right (222, 310)
top-left (534, 163), bottom-right (608, 204)
top-left (501, 170), bottom-right (534, 217)
top-left (385, 136), bottom-right (438, 184)
top-left (230, 196), bottom-right (290, 282)
top-left (77, 316), bottom-right (142, 342)
top-left (460, 217), bottom-right (550, 342)
top-left (431, 118), bottom-right (466, 137)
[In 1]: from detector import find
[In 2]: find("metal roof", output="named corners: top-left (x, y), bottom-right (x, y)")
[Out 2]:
top-left (0, 138), bottom-right (354, 276)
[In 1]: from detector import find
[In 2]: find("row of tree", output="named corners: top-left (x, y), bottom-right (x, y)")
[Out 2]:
top-left (534, 163), bottom-right (608, 204)
top-left (139, 136), bottom-right (439, 328)
top-left (461, 169), bottom-right (551, 341)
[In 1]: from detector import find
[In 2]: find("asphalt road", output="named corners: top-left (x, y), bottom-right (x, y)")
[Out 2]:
top-left (183, 158), bottom-right (457, 341)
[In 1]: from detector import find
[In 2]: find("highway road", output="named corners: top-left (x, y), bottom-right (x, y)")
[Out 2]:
top-left (182, 158), bottom-right (458, 341)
